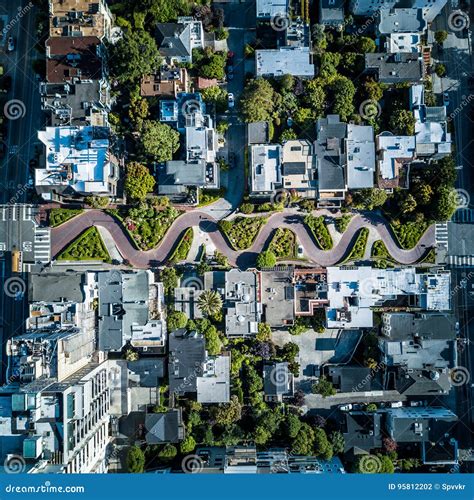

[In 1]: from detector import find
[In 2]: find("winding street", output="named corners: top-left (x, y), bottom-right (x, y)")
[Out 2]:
top-left (51, 210), bottom-right (435, 270)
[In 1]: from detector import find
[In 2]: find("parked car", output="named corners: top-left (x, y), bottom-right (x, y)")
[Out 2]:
top-left (339, 404), bottom-right (353, 412)
top-left (442, 92), bottom-right (450, 107)
top-left (228, 92), bottom-right (235, 109)
top-left (297, 245), bottom-right (304, 257)
top-left (227, 65), bottom-right (234, 81)
top-left (390, 401), bottom-right (403, 408)
top-left (7, 37), bottom-right (14, 52)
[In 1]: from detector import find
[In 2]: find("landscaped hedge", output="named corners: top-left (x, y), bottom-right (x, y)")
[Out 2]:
top-left (334, 215), bottom-right (352, 233)
top-left (169, 228), bottom-right (193, 263)
top-left (218, 216), bottom-right (267, 250)
top-left (49, 208), bottom-right (83, 227)
top-left (269, 228), bottom-right (296, 259)
top-left (390, 221), bottom-right (428, 249)
top-left (57, 227), bottom-right (110, 262)
top-left (341, 227), bottom-right (369, 263)
top-left (304, 215), bottom-right (333, 250)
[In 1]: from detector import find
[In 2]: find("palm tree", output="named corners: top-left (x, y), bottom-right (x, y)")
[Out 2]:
top-left (197, 289), bottom-right (223, 317)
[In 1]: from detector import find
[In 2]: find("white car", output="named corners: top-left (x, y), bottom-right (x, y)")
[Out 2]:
top-left (339, 404), bottom-right (353, 412)
top-left (7, 37), bottom-right (14, 52)
top-left (228, 92), bottom-right (235, 109)
top-left (390, 401), bottom-right (403, 408)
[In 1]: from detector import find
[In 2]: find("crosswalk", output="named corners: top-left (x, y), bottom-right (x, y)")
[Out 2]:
top-left (452, 208), bottom-right (474, 223)
top-left (448, 255), bottom-right (474, 267)
top-left (34, 227), bottom-right (51, 263)
top-left (435, 222), bottom-right (449, 250)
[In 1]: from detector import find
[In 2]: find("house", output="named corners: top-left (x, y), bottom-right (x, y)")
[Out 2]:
top-left (256, 47), bottom-right (315, 78)
top-left (140, 67), bottom-right (189, 98)
top-left (168, 329), bottom-right (231, 403)
top-left (345, 124), bottom-right (375, 190)
top-left (249, 144), bottom-right (282, 198)
top-left (365, 52), bottom-right (424, 84)
top-left (342, 411), bottom-right (383, 453)
top-left (155, 17), bottom-right (204, 64)
top-left (48, 0), bottom-right (114, 40)
top-left (326, 366), bottom-right (383, 393)
top-left (247, 121), bottom-right (270, 145)
top-left (263, 362), bottom-right (294, 402)
top-left (256, 0), bottom-right (289, 19)
top-left (224, 270), bottom-right (262, 337)
top-left (145, 409), bottom-right (185, 444)
top-left (314, 115), bottom-right (347, 207)
top-left (376, 133), bottom-right (416, 190)
top-left (285, 18), bottom-right (311, 48)
top-left (410, 84), bottom-right (451, 159)
top-left (97, 270), bottom-right (166, 353)
top-left (293, 268), bottom-right (329, 316)
top-left (281, 139), bottom-right (316, 197)
top-left (40, 80), bottom-right (110, 127)
top-left (377, 8), bottom-right (426, 35)
top-left (260, 268), bottom-right (295, 327)
top-left (386, 407), bottom-right (458, 464)
top-left (325, 267), bottom-right (451, 329)
top-left (379, 312), bottom-right (456, 396)
top-left (349, 0), bottom-right (448, 23)
top-left (45, 36), bottom-right (105, 84)
top-left (386, 33), bottom-right (421, 54)
top-left (319, 0), bottom-right (345, 28)
top-left (36, 125), bottom-right (119, 200)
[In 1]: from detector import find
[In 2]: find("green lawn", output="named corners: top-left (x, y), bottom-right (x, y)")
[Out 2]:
top-left (418, 247), bottom-right (436, 264)
top-left (304, 215), bottom-right (333, 250)
top-left (334, 215), bottom-right (352, 233)
top-left (57, 227), bottom-right (110, 262)
top-left (169, 228), bottom-right (193, 263)
top-left (390, 221), bottom-right (428, 249)
top-left (49, 208), bottom-right (83, 227)
top-left (198, 188), bottom-right (226, 207)
top-left (219, 216), bottom-right (267, 250)
top-left (269, 228), bottom-right (296, 259)
top-left (341, 228), bottom-right (369, 263)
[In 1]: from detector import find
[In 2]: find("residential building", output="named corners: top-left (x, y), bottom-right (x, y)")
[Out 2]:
top-left (260, 268), bottom-right (295, 327)
top-left (168, 329), bottom-right (230, 403)
top-left (314, 115), bottom-right (347, 207)
top-left (256, 0), bottom-right (289, 19)
top-left (342, 411), bottom-right (383, 454)
top-left (98, 270), bottom-right (166, 353)
top-left (386, 33), bottom-right (421, 54)
top-left (155, 17), bottom-right (204, 64)
top-left (140, 67), bottom-right (189, 98)
top-left (285, 19), bottom-right (311, 48)
top-left (263, 362), bottom-right (294, 402)
top-left (326, 366), bottom-right (383, 393)
top-left (48, 0), bottom-right (113, 40)
top-left (224, 270), bottom-right (262, 337)
top-left (45, 36), bottom-right (105, 84)
top-left (345, 124), bottom-right (375, 190)
top-left (36, 125), bottom-right (119, 200)
top-left (281, 139), bottom-right (316, 197)
top-left (319, 0), bottom-right (345, 28)
top-left (350, 0), bottom-right (448, 23)
top-left (247, 122), bottom-right (270, 145)
top-left (40, 80), bottom-right (110, 127)
top-left (380, 312), bottom-right (457, 396)
top-left (376, 133), bottom-right (416, 190)
top-left (145, 409), bottom-right (185, 444)
top-left (293, 268), bottom-right (329, 316)
top-left (249, 144), bottom-right (282, 198)
top-left (410, 85), bottom-right (452, 159)
top-left (365, 52), bottom-right (424, 84)
top-left (325, 267), bottom-right (451, 329)
top-left (377, 8), bottom-right (426, 35)
top-left (256, 47), bottom-right (315, 78)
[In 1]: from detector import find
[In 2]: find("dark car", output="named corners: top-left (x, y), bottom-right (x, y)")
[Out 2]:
top-left (227, 65), bottom-right (234, 80)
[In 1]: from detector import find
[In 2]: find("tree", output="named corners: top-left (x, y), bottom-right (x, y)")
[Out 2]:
top-left (313, 428), bottom-right (333, 460)
top-left (329, 77), bottom-right (356, 121)
top-left (329, 431), bottom-right (345, 455)
top-left (357, 36), bottom-right (376, 53)
top-left (311, 376), bottom-right (336, 397)
top-left (197, 289), bottom-right (223, 317)
top-left (84, 195), bottom-right (109, 208)
top-left (196, 50), bottom-right (227, 79)
top-left (256, 250), bottom-right (277, 269)
top-left (318, 52), bottom-right (341, 80)
top-left (203, 324), bottom-right (222, 356)
top-left (140, 120), bottom-right (180, 161)
top-left (389, 109), bottom-right (416, 135)
top-left (279, 74), bottom-right (295, 93)
top-left (285, 413), bottom-right (302, 438)
top-left (254, 426), bottom-right (271, 445)
top-left (311, 24), bottom-right (327, 51)
top-left (414, 182), bottom-right (433, 205)
top-left (383, 437), bottom-right (398, 453)
top-left (167, 311), bottom-right (188, 332)
top-left (435, 63), bottom-right (446, 77)
top-left (293, 107), bottom-right (314, 130)
top-left (400, 193), bottom-right (417, 214)
top-left (201, 85), bottom-right (228, 113)
top-left (127, 446), bottom-right (145, 473)
top-left (160, 267), bottom-right (180, 295)
top-left (124, 162), bottom-right (155, 201)
top-left (158, 444), bottom-right (177, 459)
top-left (292, 423), bottom-right (315, 455)
top-left (256, 322), bottom-right (272, 342)
top-left (279, 128), bottom-right (298, 142)
top-left (280, 341), bottom-right (299, 362)
top-left (364, 79), bottom-right (384, 102)
top-left (180, 435), bottom-right (196, 454)
top-left (109, 30), bottom-right (161, 83)
top-left (435, 30), bottom-right (448, 45)
top-left (240, 78), bottom-right (280, 122)
top-left (214, 396), bottom-right (242, 426)
top-left (303, 79), bottom-right (326, 117)
top-left (355, 188), bottom-right (388, 210)
top-left (129, 96), bottom-right (149, 130)
top-left (432, 186), bottom-right (457, 221)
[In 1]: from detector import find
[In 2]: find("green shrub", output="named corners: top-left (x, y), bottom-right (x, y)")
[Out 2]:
top-left (304, 215), bottom-right (333, 250)
top-left (57, 227), bottom-right (110, 262)
top-left (218, 216), bottom-right (267, 250)
top-left (341, 227), bottom-right (369, 263)
top-left (49, 208), bottom-right (83, 227)
top-left (334, 215), bottom-right (352, 233)
top-left (268, 228), bottom-right (296, 258)
top-left (169, 228), bottom-right (193, 263)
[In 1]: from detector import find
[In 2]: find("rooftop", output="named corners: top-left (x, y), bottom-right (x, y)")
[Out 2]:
top-left (378, 8), bottom-right (426, 34)
top-left (365, 52), bottom-right (423, 84)
top-left (256, 47), bottom-right (315, 78)
top-left (250, 144), bottom-right (282, 195)
top-left (346, 124), bottom-right (375, 189)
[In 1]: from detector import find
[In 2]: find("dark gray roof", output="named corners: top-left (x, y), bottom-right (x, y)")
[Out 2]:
top-left (282, 161), bottom-right (306, 175)
top-left (319, 0), bottom-right (344, 24)
top-left (327, 366), bottom-right (383, 393)
top-left (168, 329), bottom-right (205, 395)
top-left (343, 412), bottom-right (383, 452)
top-left (158, 160), bottom-right (206, 193)
top-left (381, 312), bottom-right (456, 341)
top-left (128, 358), bottom-right (165, 387)
top-left (156, 23), bottom-right (191, 58)
top-left (263, 362), bottom-right (292, 396)
top-left (247, 122), bottom-right (269, 144)
top-left (365, 53), bottom-right (423, 83)
top-left (29, 272), bottom-right (86, 303)
top-left (145, 409), bottom-right (184, 444)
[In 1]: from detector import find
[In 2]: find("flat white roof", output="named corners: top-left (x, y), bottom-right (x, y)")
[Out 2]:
top-left (377, 134), bottom-right (415, 180)
top-left (256, 46), bottom-right (314, 77)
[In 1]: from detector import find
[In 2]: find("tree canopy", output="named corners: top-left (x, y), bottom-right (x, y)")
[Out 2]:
top-left (140, 120), bottom-right (180, 161)
top-left (240, 79), bottom-right (280, 123)
top-left (124, 162), bottom-right (156, 201)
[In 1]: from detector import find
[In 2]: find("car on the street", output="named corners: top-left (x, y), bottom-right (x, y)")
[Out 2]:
top-left (228, 92), bottom-right (235, 109)
top-left (297, 245), bottom-right (304, 257)
top-left (7, 37), bottom-right (14, 52)
top-left (390, 401), bottom-right (403, 408)
top-left (227, 65), bottom-right (234, 81)
top-left (339, 404), bottom-right (353, 411)
top-left (442, 92), bottom-right (450, 107)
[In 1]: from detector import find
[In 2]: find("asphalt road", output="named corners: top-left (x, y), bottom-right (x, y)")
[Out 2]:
top-left (0, 0), bottom-right (45, 205)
